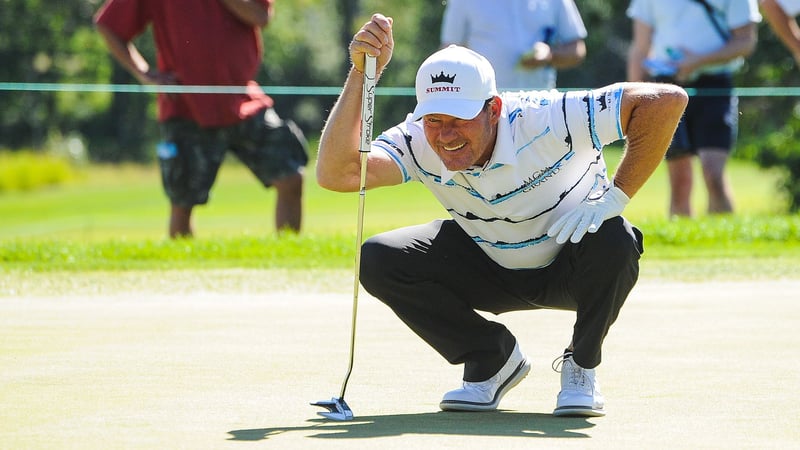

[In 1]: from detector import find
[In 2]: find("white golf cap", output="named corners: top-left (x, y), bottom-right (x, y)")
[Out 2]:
top-left (410, 45), bottom-right (498, 122)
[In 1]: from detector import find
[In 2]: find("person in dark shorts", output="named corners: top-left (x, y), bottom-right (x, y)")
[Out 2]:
top-left (626, 0), bottom-right (761, 217)
top-left (95, 0), bottom-right (307, 238)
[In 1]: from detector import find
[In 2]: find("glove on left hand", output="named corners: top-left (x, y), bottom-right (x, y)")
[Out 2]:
top-left (547, 186), bottom-right (630, 244)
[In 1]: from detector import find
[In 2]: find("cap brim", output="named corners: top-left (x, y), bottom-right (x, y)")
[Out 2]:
top-left (410, 98), bottom-right (485, 122)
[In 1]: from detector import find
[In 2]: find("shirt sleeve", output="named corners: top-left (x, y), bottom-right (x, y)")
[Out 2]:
top-left (777, 0), bottom-right (800, 16)
top-left (93, 0), bottom-right (149, 42)
top-left (625, 0), bottom-right (651, 24)
top-left (727, 0), bottom-right (762, 29)
top-left (554, 0), bottom-right (588, 43)
top-left (552, 85), bottom-right (625, 152)
top-left (372, 121), bottom-right (419, 184)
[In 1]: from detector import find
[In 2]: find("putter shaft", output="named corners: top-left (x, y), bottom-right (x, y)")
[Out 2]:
top-left (311, 55), bottom-right (377, 419)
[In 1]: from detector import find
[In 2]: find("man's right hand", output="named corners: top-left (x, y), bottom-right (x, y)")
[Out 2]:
top-left (349, 14), bottom-right (394, 75)
top-left (518, 42), bottom-right (552, 69)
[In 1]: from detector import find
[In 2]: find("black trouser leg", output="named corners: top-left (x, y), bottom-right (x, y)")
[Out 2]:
top-left (530, 216), bottom-right (643, 369)
top-left (359, 220), bottom-right (522, 382)
top-left (359, 217), bottom-right (642, 378)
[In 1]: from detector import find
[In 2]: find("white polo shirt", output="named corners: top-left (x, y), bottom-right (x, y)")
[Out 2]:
top-left (777, 0), bottom-right (800, 16)
top-left (373, 85), bottom-right (625, 269)
top-left (441, 0), bottom-right (587, 90)
top-left (626, 0), bottom-right (761, 78)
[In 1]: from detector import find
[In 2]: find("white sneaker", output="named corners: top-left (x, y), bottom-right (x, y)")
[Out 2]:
top-left (552, 351), bottom-right (605, 417)
top-left (439, 342), bottom-right (531, 412)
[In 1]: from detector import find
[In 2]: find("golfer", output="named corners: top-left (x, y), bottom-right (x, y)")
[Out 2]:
top-left (316, 14), bottom-right (687, 416)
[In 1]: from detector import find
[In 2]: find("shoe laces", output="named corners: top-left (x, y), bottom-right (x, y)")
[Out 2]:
top-left (551, 350), bottom-right (572, 373)
top-left (552, 351), bottom-right (590, 390)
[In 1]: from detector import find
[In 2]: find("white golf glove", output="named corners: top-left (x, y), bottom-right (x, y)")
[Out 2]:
top-left (547, 186), bottom-right (630, 244)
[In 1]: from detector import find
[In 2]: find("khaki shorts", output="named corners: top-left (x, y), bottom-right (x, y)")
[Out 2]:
top-left (157, 107), bottom-right (308, 207)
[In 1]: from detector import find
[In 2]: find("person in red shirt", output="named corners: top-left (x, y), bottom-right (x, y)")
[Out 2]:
top-left (95, 0), bottom-right (308, 238)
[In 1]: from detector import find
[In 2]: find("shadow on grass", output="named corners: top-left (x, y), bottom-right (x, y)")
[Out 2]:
top-left (227, 410), bottom-right (595, 441)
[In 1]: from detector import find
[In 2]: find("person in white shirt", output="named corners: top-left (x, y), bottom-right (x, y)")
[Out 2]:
top-left (441, 0), bottom-right (586, 90)
top-left (317, 14), bottom-right (687, 417)
top-left (627, 0), bottom-right (761, 218)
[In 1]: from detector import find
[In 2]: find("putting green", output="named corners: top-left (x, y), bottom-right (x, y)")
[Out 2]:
top-left (1, 270), bottom-right (798, 449)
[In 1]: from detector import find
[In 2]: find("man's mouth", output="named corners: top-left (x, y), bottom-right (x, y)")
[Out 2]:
top-left (443, 142), bottom-right (466, 152)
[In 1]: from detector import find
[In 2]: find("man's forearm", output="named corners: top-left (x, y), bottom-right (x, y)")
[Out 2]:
top-left (550, 40), bottom-right (586, 69)
top-left (96, 24), bottom-right (151, 84)
top-left (613, 83), bottom-right (688, 198)
top-left (687, 24), bottom-right (757, 70)
top-left (316, 68), bottom-right (368, 192)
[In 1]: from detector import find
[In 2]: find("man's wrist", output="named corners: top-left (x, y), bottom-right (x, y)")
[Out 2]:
top-left (608, 185), bottom-right (631, 205)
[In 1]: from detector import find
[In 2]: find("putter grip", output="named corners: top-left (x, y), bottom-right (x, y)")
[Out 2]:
top-left (360, 55), bottom-right (377, 153)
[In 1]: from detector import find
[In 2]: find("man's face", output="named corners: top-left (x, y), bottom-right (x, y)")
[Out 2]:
top-left (421, 98), bottom-right (501, 172)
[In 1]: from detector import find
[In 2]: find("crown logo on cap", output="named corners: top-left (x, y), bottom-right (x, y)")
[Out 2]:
top-left (431, 71), bottom-right (456, 84)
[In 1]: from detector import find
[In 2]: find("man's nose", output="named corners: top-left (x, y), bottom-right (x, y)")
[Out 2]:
top-left (438, 123), bottom-right (458, 140)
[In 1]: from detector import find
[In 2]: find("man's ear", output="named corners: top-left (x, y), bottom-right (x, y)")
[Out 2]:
top-left (489, 96), bottom-right (502, 120)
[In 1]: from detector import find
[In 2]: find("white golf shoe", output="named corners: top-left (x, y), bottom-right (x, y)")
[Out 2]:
top-left (552, 351), bottom-right (605, 417)
top-left (439, 342), bottom-right (531, 412)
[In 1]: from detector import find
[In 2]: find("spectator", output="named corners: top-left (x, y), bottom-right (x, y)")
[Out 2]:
top-left (94, 0), bottom-right (308, 238)
top-left (627, 0), bottom-right (761, 217)
top-left (441, 0), bottom-right (587, 90)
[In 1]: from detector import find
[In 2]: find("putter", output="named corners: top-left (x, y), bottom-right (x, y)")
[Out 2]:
top-left (311, 54), bottom-right (377, 422)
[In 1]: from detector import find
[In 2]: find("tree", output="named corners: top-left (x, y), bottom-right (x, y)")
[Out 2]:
top-left (0, 1), bottom-right (103, 149)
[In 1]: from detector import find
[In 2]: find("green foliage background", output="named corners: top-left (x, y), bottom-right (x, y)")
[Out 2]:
top-left (1, 1), bottom-right (798, 150)
top-left (1, 0), bottom-right (800, 207)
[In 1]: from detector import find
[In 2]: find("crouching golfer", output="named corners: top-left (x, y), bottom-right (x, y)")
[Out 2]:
top-left (316, 14), bottom-right (687, 417)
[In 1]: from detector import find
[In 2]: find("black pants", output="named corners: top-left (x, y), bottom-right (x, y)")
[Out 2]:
top-left (359, 216), bottom-right (643, 382)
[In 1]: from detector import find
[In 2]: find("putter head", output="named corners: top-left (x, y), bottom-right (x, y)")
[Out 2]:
top-left (310, 397), bottom-right (354, 421)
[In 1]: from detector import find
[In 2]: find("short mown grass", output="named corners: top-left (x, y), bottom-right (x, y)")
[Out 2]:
top-left (0, 147), bottom-right (798, 278)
